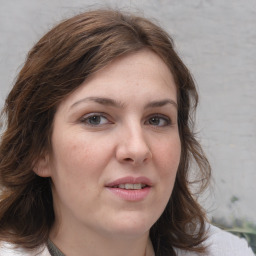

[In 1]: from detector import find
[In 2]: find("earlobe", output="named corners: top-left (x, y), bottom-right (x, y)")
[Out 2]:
top-left (33, 154), bottom-right (51, 177)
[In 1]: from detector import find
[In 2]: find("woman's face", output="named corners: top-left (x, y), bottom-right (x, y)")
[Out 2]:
top-left (42, 49), bottom-right (181, 239)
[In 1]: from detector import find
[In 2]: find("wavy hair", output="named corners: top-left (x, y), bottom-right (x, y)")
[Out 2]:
top-left (0, 9), bottom-right (211, 255)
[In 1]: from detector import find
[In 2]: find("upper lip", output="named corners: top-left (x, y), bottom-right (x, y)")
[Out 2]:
top-left (105, 176), bottom-right (153, 187)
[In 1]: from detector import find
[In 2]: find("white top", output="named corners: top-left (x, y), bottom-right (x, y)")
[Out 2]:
top-left (174, 225), bottom-right (255, 256)
top-left (0, 225), bottom-right (254, 255)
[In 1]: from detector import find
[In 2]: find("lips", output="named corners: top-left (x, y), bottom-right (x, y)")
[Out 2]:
top-left (112, 183), bottom-right (147, 189)
top-left (105, 176), bottom-right (153, 188)
top-left (105, 176), bottom-right (152, 201)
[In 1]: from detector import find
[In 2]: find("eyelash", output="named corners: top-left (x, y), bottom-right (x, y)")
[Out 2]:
top-left (80, 113), bottom-right (172, 127)
top-left (145, 114), bottom-right (171, 127)
top-left (80, 113), bottom-right (111, 126)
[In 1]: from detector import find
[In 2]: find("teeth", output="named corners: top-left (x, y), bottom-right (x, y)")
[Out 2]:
top-left (133, 184), bottom-right (142, 189)
top-left (125, 183), bottom-right (134, 189)
top-left (116, 183), bottom-right (146, 189)
top-left (119, 184), bottom-right (125, 189)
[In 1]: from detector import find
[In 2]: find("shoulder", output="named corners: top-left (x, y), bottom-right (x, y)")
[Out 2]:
top-left (175, 224), bottom-right (254, 256)
top-left (0, 242), bottom-right (50, 256)
top-left (205, 224), bottom-right (254, 255)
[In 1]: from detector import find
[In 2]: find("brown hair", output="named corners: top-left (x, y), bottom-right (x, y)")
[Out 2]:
top-left (0, 9), bottom-right (211, 255)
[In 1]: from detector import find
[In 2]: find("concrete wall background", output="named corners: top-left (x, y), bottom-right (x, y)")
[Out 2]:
top-left (0, 0), bottom-right (255, 225)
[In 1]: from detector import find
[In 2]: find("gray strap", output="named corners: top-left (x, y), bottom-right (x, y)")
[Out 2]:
top-left (47, 239), bottom-right (65, 256)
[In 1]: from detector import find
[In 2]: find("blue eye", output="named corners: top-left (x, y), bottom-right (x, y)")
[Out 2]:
top-left (147, 115), bottom-right (171, 127)
top-left (81, 114), bottom-right (109, 126)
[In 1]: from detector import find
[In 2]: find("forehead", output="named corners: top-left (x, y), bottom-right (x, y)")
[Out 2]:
top-left (91, 49), bottom-right (175, 84)
top-left (58, 49), bottom-right (177, 110)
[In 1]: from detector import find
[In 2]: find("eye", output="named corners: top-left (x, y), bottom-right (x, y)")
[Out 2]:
top-left (81, 113), bottom-right (110, 126)
top-left (146, 115), bottom-right (171, 127)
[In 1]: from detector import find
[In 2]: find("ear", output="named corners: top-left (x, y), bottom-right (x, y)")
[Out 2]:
top-left (33, 154), bottom-right (51, 177)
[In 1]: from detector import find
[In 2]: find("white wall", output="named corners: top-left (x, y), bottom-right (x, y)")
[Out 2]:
top-left (0, 0), bottom-right (255, 224)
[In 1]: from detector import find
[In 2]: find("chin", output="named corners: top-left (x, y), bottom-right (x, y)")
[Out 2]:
top-left (109, 226), bottom-right (150, 239)
top-left (104, 213), bottom-right (156, 238)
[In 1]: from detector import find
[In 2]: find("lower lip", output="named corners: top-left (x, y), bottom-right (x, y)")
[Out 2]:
top-left (106, 187), bottom-right (151, 201)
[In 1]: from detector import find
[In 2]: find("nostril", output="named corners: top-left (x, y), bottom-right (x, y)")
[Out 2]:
top-left (116, 143), bottom-right (152, 165)
top-left (124, 158), bottom-right (134, 162)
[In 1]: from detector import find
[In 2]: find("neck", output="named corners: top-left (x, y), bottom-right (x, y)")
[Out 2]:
top-left (50, 223), bottom-right (154, 256)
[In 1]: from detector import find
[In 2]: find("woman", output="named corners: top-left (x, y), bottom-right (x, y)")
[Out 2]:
top-left (0, 9), bottom-right (253, 256)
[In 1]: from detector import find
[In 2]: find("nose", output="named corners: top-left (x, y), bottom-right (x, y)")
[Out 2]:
top-left (115, 124), bottom-right (152, 166)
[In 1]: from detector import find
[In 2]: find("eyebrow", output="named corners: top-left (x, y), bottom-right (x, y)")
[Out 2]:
top-left (145, 99), bottom-right (177, 109)
top-left (70, 97), bottom-right (177, 110)
top-left (70, 97), bottom-right (125, 109)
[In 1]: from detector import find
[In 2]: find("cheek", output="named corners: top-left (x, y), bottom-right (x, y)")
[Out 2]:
top-left (153, 137), bottom-right (181, 198)
top-left (154, 138), bottom-right (181, 171)
top-left (51, 132), bottom-right (113, 177)
top-left (150, 138), bottom-right (181, 218)
top-left (50, 137), bottom-right (102, 201)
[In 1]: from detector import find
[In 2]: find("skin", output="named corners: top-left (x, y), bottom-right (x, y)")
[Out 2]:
top-left (36, 49), bottom-right (181, 256)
